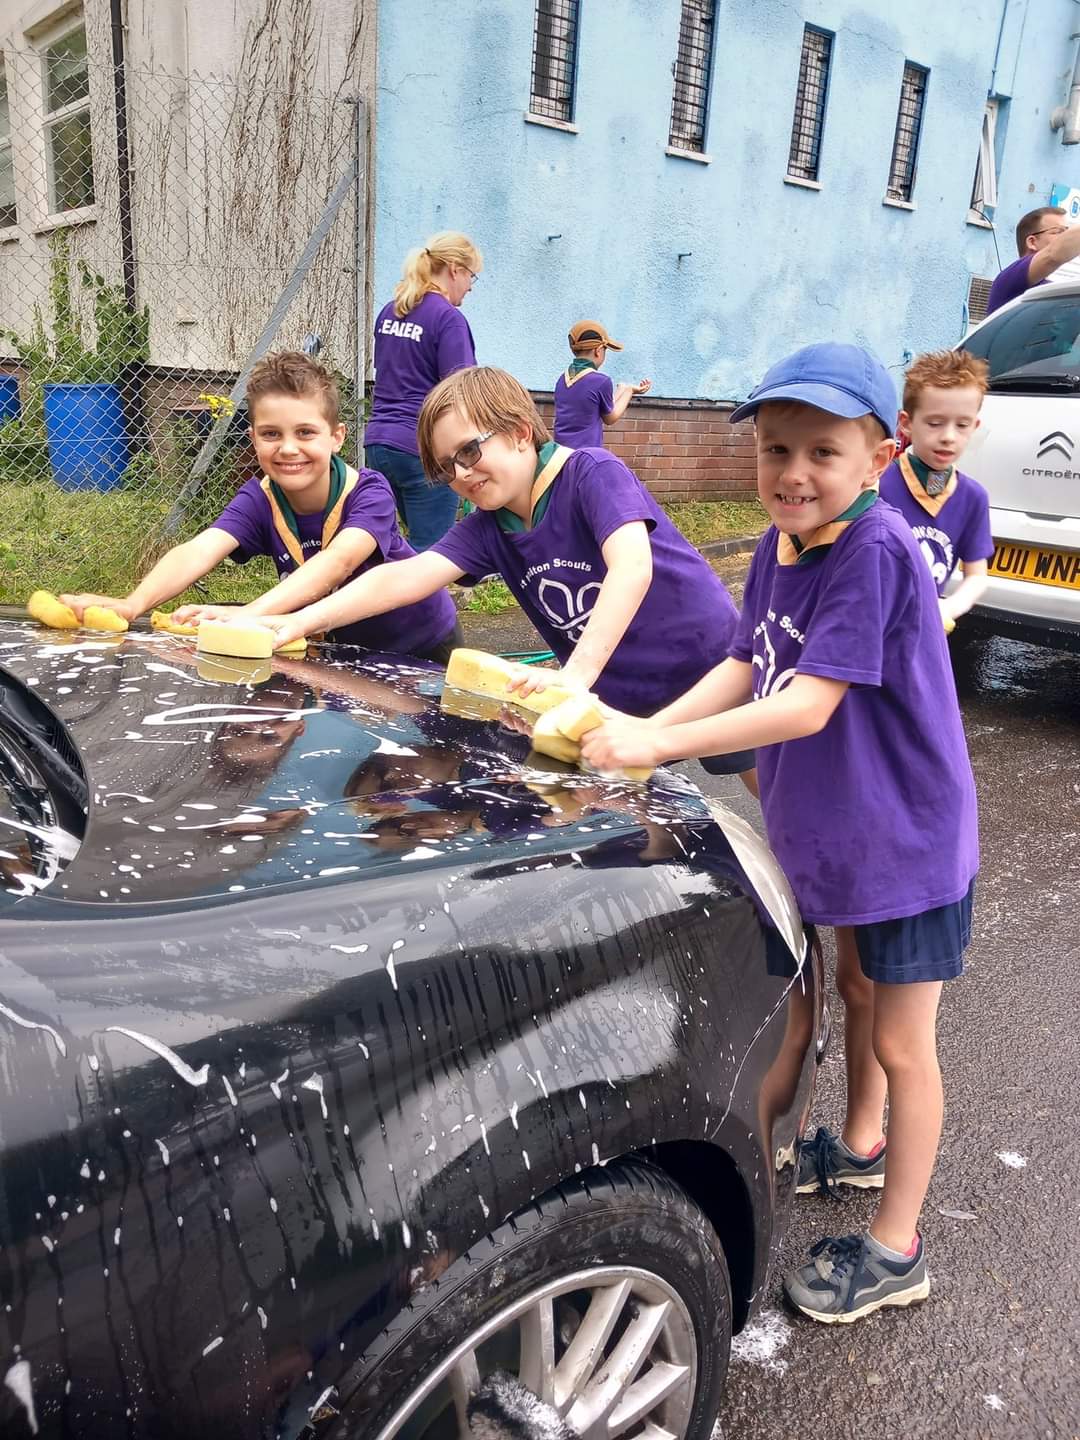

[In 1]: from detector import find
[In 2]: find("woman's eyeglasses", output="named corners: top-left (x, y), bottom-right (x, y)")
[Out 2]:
top-left (433, 430), bottom-right (494, 484)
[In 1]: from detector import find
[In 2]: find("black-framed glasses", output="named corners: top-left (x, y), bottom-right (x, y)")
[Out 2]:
top-left (1032, 226), bottom-right (1069, 238)
top-left (433, 429), bottom-right (494, 484)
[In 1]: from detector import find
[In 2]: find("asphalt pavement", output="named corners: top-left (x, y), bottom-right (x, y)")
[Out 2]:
top-left (462, 598), bottom-right (1080, 1439)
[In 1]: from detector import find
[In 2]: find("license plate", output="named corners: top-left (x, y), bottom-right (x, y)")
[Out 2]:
top-left (989, 541), bottom-right (1080, 591)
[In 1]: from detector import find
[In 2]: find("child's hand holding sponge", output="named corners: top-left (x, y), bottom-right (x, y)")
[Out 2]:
top-left (28, 591), bottom-right (129, 632)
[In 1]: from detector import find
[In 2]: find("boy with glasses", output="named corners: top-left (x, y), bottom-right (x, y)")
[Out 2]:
top-left (255, 365), bottom-right (753, 780)
top-left (553, 320), bottom-right (651, 449)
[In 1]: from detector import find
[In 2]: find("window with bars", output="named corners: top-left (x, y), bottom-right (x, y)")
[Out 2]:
top-left (669, 0), bottom-right (716, 153)
top-left (529, 0), bottom-right (580, 125)
top-left (0, 64), bottom-right (15, 228)
top-left (787, 26), bottom-right (832, 182)
top-left (886, 62), bottom-right (928, 203)
top-left (42, 21), bottom-right (94, 213)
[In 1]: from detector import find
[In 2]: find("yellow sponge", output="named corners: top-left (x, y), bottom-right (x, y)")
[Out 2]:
top-left (530, 696), bottom-right (653, 784)
top-left (276, 635), bottom-right (308, 655)
top-left (197, 618), bottom-right (273, 658)
top-left (530, 709), bottom-right (583, 765)
top-left (444, 647), bottom-right (572, 714)
top-left (151, 609), bottom-right (198, 637)
top-left (82, 606), bottom-right (129, 633)
top-left (27, 591), bottom-right (79, 630)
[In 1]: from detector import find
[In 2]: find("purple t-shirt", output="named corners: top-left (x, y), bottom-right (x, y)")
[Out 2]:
top-left (213, 469), bottom-right (457, 654)
top-left (553, 368), bottom-right (614, 449)
top-left (430, 447), bottom-right (739, 714)
top-left (985, 254), bottom-right (1041, 316)
top-left (879, 461), bottom-right (994, 594)
top-left (729, 503), bottom-right (978, 926)
top-left (364, 292), bottom-right (477, 455)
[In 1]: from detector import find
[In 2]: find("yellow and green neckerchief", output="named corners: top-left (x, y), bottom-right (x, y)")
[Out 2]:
top-left (777, 488), bottom-right (879, 567)
top-left (898, 449), bottom-right (957, 517)
top-left (562, 356), bottom-right (599, 387)
top-left (496, 442), bottom-right (574, 533)
top-left (260, 453), bottom-right (359, 567)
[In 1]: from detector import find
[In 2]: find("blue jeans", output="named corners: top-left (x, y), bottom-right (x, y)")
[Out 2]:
top-left (365, 443), bottom-right (459, 550)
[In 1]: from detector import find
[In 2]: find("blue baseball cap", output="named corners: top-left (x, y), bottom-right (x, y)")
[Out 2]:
top-left (730, 342), bottom-right (898, 436)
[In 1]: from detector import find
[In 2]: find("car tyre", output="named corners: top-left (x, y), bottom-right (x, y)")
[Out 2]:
top-left (343, 1158), bottom-right (733, 1440)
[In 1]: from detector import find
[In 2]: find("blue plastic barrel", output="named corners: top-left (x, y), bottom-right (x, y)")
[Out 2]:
top-left (0, 374), bottom-right (20, 425)
top-left (43, 382), bottom-right (130, 492)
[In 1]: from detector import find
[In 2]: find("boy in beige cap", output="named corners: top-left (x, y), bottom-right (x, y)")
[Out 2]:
top-left (553, 320), bottom-right (651, 449)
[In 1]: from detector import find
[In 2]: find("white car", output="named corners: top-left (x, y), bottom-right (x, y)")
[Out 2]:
top-left (959, 280), bottom-right (1080, 650)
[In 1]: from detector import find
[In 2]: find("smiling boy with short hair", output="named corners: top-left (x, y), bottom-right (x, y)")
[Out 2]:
top-left (59, 352), bottom-right (459, 660)
top-left (580, 342), bottom-right (980, 1323)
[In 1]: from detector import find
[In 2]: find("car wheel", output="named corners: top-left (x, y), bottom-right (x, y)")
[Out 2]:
top-left (343, 1159), bottom-right (732, 1440)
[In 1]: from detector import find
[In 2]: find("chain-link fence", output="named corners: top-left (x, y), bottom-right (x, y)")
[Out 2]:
top-left (0, 36), bottom-right (366, 605)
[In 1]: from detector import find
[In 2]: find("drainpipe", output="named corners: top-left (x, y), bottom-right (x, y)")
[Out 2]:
top-left (1051, 26), bottom-right (1080, 144)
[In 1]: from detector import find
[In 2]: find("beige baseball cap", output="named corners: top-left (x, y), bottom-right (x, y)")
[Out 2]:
top-left (568, 320), bottom-right (623, 351)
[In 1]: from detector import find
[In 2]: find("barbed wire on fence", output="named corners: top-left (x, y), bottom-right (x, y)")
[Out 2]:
top-left (0, 44), bottom-right (365, 604)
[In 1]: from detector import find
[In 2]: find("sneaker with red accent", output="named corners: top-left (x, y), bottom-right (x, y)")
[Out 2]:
top-left (783, 1231), bottom-right (929, 1323)
top-left (795, 1125), bottom-right (886, 1195)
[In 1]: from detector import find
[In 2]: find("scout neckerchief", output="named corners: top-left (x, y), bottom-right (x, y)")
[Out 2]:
top-left (496, 441), bottom-right (574, 533)
top-left (260, 452), bottom-right (360, 567)
top-left (777, 488), bottom-right (879, 567)
top-left (897, 448), bottom-right (958, 517)
top-left (562, 357), bottom-right (598, 387)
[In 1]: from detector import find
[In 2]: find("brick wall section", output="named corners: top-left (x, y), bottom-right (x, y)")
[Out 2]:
top-left (532, 393), bottom-right (758, 503)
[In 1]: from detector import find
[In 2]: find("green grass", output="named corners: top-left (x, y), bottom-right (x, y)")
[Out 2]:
top-left (0, 479), bottom-right (275, 606)
top-left (660, 499), bottom-right (765, 548)
top-left (0, 483), bottom-right (763, 615)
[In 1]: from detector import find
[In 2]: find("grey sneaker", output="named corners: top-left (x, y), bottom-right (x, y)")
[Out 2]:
top-left (796, 1125), bottom-right (886, 1195)
top-left (783, 1232), bottom-right (929, 1324)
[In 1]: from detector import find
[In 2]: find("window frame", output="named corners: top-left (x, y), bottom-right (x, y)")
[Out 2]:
top-left (39, 16), bottom-right (94, 218)
top-left (886, 60), bottom-right (929, 205)
top-left (786, 25), bottom-right (834, 185)
top-left (668, 0), bottom-right (717, 155)
top-left (528, 0), bottom-right (581, 128)
top-left (0, 60), bottom-right (16, 231)
top-left (968, 97), bottom-right (998, 223)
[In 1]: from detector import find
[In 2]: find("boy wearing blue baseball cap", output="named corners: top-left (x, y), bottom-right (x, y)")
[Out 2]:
top-left (582, 342), bottom-right (979, 1324)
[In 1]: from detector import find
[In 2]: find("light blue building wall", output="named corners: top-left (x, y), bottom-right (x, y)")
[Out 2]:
top-left (374, 0), bottom-right (1080, 402)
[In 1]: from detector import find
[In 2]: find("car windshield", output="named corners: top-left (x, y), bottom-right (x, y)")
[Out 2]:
top-left (963, 291), bottom-right (1080, 389)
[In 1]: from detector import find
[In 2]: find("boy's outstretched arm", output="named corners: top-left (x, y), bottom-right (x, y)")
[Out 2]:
top-left (60, 528), bottom-right (239, 621)
top-left (511, 521), bottom-right (652, 697)
top-left (177, 530), bottom-right (379, 623)
top-left (581, 673), bottom-right (849, 772)
top-left (256, 550), bottom-right (465, 647)
top-left (602, 378), bottom-right (652, 425)
top-left (940, 559), bottom-right (988, 623)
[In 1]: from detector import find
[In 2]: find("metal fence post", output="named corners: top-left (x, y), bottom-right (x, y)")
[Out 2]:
top-left (354, 96), bottom-right (368, 438)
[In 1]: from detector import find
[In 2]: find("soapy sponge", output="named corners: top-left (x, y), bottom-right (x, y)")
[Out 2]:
top-left (151, 609), bottom-right (199, 637)
top-left (444, 647), bottom-right (572, 714)
top-left (27, 591), bottom-right (79, 630)
top-left (196, 618), bottom-right (307, 657)
top-left (530, 694), bottom-right (653, 783)
top-left (83, 606), bottom-right (129, 633)
top-left (197, 618), bottom-right (273, 658)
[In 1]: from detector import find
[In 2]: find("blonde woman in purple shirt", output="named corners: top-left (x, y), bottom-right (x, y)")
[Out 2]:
top-left (365, 231), bottom-right (481, 549)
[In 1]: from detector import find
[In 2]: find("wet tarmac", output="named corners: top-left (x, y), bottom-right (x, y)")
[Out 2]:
top-left (693, 634), bottom-right (1080, 1440)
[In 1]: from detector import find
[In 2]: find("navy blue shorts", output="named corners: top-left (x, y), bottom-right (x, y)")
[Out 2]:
top-left (699, 749), bottom-right (757, 776)
top-left (853, 880), bottom-right (975, 985)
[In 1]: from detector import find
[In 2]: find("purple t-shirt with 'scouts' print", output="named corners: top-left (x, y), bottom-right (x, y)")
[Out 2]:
top-left (213, 469), bottom-right (456, 654)
top-left (729, 502), bottom-right (978, 926)
top-left (553, 369), bottom-right (615, 448)
top-left (879, 461), bottom-right (994, 594)
top-left (364, 292), bottom-right (477, 456)
top-left (430, 447), bottom-right (739, 714)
